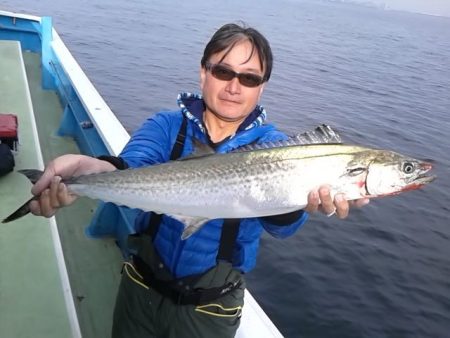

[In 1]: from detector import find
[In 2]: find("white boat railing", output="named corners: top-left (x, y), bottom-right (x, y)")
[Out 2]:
top-left (0, 9), bottom-right (284, 337)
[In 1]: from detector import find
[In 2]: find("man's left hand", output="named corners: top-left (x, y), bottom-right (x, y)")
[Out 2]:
top-left (304, 186), bottom-right (369, 219)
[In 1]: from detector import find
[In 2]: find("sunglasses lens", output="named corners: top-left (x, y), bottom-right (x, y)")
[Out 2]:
top-left (211, 65), bottom-right (235, 81)
top-left (239, 74), bottom-right (262, 87)
top-left (209, 63), bottom-right (263, 88)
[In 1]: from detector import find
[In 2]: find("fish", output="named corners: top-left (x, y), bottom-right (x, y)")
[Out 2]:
top-left (2, 126), bottom-right (435, 239)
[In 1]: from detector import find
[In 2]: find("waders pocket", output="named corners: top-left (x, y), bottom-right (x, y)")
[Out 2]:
top-left (195, 303), bottom-right (242, 318)
top-left (123, 262), bottom-right (149, 290)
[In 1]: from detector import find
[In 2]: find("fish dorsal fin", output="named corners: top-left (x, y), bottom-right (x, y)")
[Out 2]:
top-left (294, 124), bottom-right (342, 144)
top-left (178, 138), bottom-right (215, 160)
top-left (232, 124), bottom-right (342, 153)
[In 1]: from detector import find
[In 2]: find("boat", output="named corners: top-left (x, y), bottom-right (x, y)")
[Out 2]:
top-left (0, 10), bottom-right (284, 337)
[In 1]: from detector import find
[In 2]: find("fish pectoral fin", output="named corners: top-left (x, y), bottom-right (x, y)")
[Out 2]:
top-left (18, 169), bottom-right (44, 184)
top-left (168, 214), bottom-right (210, 240)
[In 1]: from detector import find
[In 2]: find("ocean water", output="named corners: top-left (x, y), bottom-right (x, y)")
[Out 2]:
top-left (2, 1), bottom-right (450, 337)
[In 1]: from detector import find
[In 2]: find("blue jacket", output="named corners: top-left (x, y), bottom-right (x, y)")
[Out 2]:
top-left (119, 93), bottom-right (308, 278)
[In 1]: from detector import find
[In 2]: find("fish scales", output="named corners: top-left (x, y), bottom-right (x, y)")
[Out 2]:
top-left (3, 141), bottom-right (435, 239)
top-left (68, 145), bottom-right (377, 218)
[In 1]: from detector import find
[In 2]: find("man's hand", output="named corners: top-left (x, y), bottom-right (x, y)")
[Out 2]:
top-left (29, 154), bottom-right (117, 218)
top-left (304, 186), bottom-right (369, 219)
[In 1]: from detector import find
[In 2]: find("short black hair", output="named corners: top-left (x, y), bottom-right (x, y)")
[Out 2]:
top-left (201, 23), bottom-right (273, 82)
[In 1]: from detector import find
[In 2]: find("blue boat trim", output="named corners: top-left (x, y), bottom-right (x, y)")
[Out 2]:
top-left (0, 9), bottom-right (284, 337)
top-left (40, 16), bottom-right (55, 89)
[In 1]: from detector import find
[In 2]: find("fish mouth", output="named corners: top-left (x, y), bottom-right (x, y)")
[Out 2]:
top-left (373, 170), bottom-right (436, 197)
top-left (402, 161), bottom-right (435, 191)
top-left (419, 161), bottom-right (433, 171)
top-left (413, 174), bottom-right (436, 185)
top-left (416, 161), bottom-right (435, 184)
top-left (403, 171), bottom-right (436, 192)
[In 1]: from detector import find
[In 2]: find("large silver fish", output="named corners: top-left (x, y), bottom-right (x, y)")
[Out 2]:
top-left (2, 126), bottom-right (435, 239)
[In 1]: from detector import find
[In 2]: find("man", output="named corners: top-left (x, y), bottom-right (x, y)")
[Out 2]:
top-left (30, 23), bottom-right (368, 337)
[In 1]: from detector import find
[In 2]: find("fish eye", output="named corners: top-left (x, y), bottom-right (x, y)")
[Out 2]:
top-left (402, 162), bottom-right (415, 174)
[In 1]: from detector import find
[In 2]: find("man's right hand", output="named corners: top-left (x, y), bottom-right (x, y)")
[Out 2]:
top-left (29, 154), bottom-right (117, 218)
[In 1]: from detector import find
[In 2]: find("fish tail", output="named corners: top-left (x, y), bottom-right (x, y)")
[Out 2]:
top-left (2, 197), bottom-right (36, 223)
top-left (2, 169), bottom-right (43, 223)
top-left (18, 169), bottom-right (44, 184)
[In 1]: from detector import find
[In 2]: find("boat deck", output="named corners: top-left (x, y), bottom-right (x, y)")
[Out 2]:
top-left (0, 40), bottom-right (122, 337)
top-left (0, 40), bottom-right (73, 337)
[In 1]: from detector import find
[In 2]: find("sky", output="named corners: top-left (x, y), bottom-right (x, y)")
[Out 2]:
top-left (352, 0), bottom-right (450, 17)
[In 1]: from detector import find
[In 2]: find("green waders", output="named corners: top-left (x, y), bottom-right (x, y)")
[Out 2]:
top-left (112, 234), bottom-right (245, 338)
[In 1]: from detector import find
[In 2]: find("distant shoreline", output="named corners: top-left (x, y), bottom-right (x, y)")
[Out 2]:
top-left (324, 0), bottom-right (450, 18)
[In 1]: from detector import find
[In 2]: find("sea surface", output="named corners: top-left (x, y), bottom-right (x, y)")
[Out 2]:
top-left (2, 1), bottom-right (450, 337)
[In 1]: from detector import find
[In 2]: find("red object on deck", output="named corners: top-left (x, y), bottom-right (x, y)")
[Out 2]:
top-left (0, 114), bottom-right (18, 150)
top-left (0, 114), bottom-right (17, 137)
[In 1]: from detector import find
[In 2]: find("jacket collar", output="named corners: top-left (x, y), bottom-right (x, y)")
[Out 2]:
top-left (177, 92), bottom-right (267, 136)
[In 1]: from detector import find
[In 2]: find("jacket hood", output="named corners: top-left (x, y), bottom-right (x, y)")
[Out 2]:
top-left (177, 92), bottom-right (267, 135)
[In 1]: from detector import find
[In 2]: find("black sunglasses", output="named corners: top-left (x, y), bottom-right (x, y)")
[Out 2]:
top-left (204, 62), bottom-right (264, 88)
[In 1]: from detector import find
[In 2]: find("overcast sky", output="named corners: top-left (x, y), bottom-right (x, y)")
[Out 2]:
top-left (362, 0), bottom-right (450, 17)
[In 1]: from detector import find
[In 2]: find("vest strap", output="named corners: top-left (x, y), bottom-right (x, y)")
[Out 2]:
top-left (144, 114), bottom-right (187, 238)
top-left (217, 219), bottom-right (240, 262)
top-left (144, 113), bottom-right (240, 263)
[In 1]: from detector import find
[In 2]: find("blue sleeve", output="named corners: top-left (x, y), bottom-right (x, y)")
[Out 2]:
top-left (259, 211), bottom-right (309, 239)
top-left (256, 127), bottom-right (289, 143)
top-left (119, 112), bottom-right (182, 168)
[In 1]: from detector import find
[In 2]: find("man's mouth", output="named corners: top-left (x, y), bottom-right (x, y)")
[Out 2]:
top-left (220, 96), bottom-right (240, 104)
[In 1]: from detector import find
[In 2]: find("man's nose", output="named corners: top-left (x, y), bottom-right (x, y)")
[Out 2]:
top-left (225, 76), bottom-right (241, 94)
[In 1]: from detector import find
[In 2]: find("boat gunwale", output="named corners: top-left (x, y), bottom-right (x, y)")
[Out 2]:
top-left (0, 9), bottom-right (284, 338)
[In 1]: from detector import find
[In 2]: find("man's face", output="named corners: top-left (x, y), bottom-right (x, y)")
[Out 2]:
top-left (200, 39), bottom-right (265, 124)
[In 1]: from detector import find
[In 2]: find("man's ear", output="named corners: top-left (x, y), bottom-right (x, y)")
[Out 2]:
top-left (257, 83), bottom-right (266, 100)
top-left (200, 66), bottom-right (206, 90)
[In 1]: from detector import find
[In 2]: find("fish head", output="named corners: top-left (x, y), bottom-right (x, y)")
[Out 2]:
top-left (365, 151), bottom-right (435, 197)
